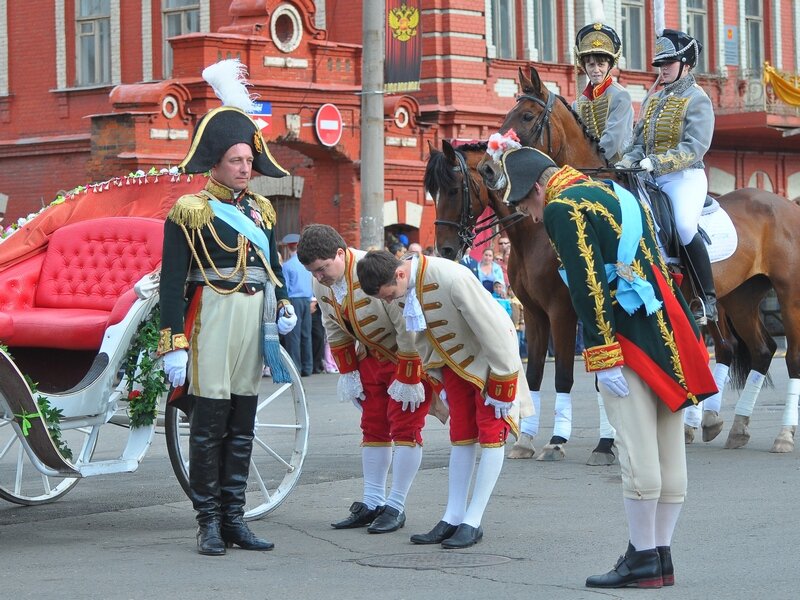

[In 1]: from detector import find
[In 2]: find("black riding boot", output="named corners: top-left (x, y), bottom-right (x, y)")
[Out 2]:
top-left (190, 397), bottom-right (231, 556)
top-left (220, 394), bottom-right (274, 551)
top-left (683, 233), bottom-right (718, 324)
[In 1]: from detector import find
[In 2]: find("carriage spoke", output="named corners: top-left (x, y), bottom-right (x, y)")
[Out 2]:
top-left (256, 384), bottom-right (292, 411)
top-left (253, 436), bottom-right (293, 470)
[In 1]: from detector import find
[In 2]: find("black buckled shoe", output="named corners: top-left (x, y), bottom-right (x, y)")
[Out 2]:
top-left (331, 502), bottom-right (384, 529)
top-left (367, 505), bottom-right (406, 533)
top-left (585, 543), bottom-right (662, 588)
top-left (441, 524), bottom-right (483, 549)
top-left (221, 517), bottom-right (275, 551)
top-left (197, 520), bottom-right (226, 556)
top-left (410, 520), bottom-right (458, 545)
top-left (657, 546), bottom-right (674, 586)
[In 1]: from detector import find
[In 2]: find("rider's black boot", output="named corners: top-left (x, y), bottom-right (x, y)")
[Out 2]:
top-left (683, 233), bottom-right (718, 324)
top-left (220, 394), bottom-right (274, 551)
top-left (190, 397), bottom-right (231, 556)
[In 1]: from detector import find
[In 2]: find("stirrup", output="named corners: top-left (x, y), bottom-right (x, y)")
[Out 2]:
top-left (690, 297), bottom-right (717, 326)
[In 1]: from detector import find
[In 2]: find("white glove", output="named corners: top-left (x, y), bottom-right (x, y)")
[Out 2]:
top-left (638, 157), bottom-right (654, 173)
top-left (388, 380), bottom-right (425, 412)
top-left (597, 366), bottom-right (630, 397)
top-left (337, 370), bottom-right (366, 412)
top-left (163, 350), bottom-right (188, 388)
top-left (277, 304), bottom-right (297, 335)
top-left (484, 395), bottom-right (511, 419)
top-left (614, 159), bottom-right (633, 169)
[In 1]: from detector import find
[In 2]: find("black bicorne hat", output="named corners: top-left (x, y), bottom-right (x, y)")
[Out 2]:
top-left (179, 106), bottom-right (288, 178)
top-left (574, 22), bottom-right (622, 68)
top-left (652, 29), bottom-right (702, 68)
top-left (500, 147), bottom-right (557, 207)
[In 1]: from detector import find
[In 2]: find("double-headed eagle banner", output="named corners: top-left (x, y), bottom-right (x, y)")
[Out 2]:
top-left (385, 1), bottom-right (421, 93)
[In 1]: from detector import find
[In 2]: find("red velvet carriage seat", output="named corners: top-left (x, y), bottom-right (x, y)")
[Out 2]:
top-left (0, 217), bottom-right (163, 350)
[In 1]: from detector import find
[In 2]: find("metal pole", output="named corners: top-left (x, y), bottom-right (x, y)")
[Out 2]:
top-left (359, 1), bottom-right (385, 250)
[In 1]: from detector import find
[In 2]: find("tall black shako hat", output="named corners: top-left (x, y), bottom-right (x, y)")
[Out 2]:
top-left (179, 60), bottom-right (288, 178)
top-left (500, 147), bottom-right (557, 207)
top-left (652, 29), bottom-right (702, 68)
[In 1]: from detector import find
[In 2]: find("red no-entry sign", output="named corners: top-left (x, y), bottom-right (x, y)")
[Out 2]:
top-left (315, 103), bottom-right (343, 147)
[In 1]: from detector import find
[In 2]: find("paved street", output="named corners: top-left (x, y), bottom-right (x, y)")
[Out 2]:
top-left (1, 356), bottom-right (798, 600)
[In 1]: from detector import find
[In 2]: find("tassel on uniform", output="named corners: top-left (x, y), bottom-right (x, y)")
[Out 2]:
top-left (263, 322), bottom-right (292, 384)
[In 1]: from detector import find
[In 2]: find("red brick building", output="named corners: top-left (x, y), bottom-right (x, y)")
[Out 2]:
top-left (1, 1), bottom-right (799, 247)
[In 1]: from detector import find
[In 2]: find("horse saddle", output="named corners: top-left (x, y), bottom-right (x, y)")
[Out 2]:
top-left (624, 174), bottom-right (737, 265)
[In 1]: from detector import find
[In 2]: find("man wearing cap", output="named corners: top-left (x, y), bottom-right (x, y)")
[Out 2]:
top-left (158, 60), bottom-right (296, 556)
top-left (572, 18), bottom-right (633, 164)
top-left (281, 232), bottom-right (314, 376)
top-left (497, 145), bottom-right (716, 588)
top-left (296, 224), bottom-right (435, 535)
top-left (356, 248), bottom-right (533, 549)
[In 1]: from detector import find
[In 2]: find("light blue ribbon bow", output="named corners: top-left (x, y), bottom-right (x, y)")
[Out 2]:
top-left (558, 182), bottom-right (662, 316)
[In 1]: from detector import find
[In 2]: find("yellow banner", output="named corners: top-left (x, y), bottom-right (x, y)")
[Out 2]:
top-left (764, 62), bottom-right (800, 107)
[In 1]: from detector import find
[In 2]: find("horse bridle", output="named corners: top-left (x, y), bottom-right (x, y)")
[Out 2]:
top-left (433, 149), bottom-right (526, 258)
top-left (515, 91), bottom-right (557, 158)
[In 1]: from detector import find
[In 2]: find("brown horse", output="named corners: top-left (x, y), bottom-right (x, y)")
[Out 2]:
top-left (425, 139), bottom-right (616, 464)
top-left (478, 66), bottom-right (800, 453)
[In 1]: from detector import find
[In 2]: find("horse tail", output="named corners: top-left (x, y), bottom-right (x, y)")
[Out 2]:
top-left (726, 314), bottom-right (775, 391)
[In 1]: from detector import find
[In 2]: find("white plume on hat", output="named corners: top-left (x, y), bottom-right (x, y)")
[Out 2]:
top-left (588, 0), bottom-right (606, 23)
top-left (201, 58), bottom-right (257, 113)
top-left (654, 0), bottom-right (665, 36)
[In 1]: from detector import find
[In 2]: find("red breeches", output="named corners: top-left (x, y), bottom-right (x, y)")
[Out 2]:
top-left (443, 366), bottom-right (509, 447)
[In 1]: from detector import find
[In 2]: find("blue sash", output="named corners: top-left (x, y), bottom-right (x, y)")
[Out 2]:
top-left (208, 200), bottom-right (271, 258)
top-left (558, 182), bottom-right (662, 316)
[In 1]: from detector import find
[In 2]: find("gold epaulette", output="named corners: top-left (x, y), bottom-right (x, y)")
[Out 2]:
top-left (249, 193), bottom-right (277, 229)
top-left (167, 194), bottom-right (214, 230)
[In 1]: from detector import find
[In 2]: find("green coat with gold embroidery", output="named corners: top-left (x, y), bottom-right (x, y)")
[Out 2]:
top-left (543, 166), bottom-right (716, 410)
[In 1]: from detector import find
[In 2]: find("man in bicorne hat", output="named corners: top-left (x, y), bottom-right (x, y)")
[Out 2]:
top-left (158, 60), bottom-right (296, 556)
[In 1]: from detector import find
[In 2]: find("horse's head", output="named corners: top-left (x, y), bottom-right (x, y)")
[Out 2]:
top-left (478, 65), bottom-right (605, 190)
top-left (425, 140), bottom-right (489, 261)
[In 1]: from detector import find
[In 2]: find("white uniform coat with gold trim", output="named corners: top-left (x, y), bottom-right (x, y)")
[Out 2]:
top-left (314, 248), bottom-right (417, 365)
top-left (403, 255), bottom-right (533, 424)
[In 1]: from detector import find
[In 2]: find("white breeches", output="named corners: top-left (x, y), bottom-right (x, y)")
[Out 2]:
top-left (656, 168), bottom-right (708, 245)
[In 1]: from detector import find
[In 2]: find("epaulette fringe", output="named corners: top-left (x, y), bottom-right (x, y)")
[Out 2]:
top-left (167, 194), bottom-right (214, 229)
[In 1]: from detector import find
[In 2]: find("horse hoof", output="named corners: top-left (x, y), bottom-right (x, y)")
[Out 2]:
top-left (536, 444), bottom-right (565, 461)
top-left (724, 414), bottom-right (751, 449)
top-left (770, 426), bottom-right (796, 453)
top-left (586, 450), bottom-right (616, 466)
top-left (507, 433), bottom-right (536, 459)
top-left (701, 411), bottom-right (724, 442)
top-left (684, 425), bottom-right (696, 445)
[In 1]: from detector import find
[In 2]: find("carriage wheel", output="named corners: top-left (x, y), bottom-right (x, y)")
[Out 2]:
top-left (0, 415), bottom-right (98, 505)
top-left (165, 346), bottom-right (309, 519)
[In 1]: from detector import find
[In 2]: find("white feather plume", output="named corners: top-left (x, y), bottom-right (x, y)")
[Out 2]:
top-left (201, 59), bottom-right (257, 113)
top-left (587, 0), bottom-right (606, 24)
top-left (654, 0), bottom-right (665, 36)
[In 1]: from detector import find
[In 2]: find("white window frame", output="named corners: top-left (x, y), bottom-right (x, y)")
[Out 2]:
top-left (162, 0), bottom-right (200, 79)
top-left (744, 0), bottom-right (764, 74)
top-left (490, 0), bottom-right (517, 60)
top-left (76, 0), bottom-right (111, 86)
top-left (621, 0), bottom-right (646, 71)
top-left (533, 0), bottom-right (557, 63)
top-left (686, 0), bottom-right (709, 73)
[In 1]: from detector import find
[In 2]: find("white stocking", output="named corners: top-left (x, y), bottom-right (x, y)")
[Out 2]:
top-left (597, 392), bottom-right (616, 439)
top-left (441, 444), bottom-right (478, 525)
top-left (386, 444), bottom-right (423, 511)
top-left (623, 497), bottom-right (658, 551)
top-left (684, 403), bottom-right (701, 428)
top-left (655, 501), bottom-right (683, 547)
top-left (702, 362), bottom-right (729, 414)
top-left (362, 446), bottom-right (392, 509)
top-left (733, 370), bottom-right (765, 417)
top-left (463, 446), bottom-right (505, 527)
